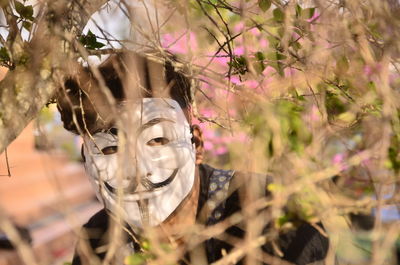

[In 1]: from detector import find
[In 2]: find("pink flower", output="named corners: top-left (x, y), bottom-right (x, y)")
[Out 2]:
top-left (262, 66), bottom-right (276, 76)
top-left (364, 66), bottom-right (373, 76)
top-left (307, 10), bottom-right (320, 23)
top-left (260, 39), bottom-right (268, 48)
top-left (332, 153), bottom-right (344, 164)
top-left (292, 31), bottom-right (301, 40)
top-left (389, 73), bottom-right (398, 85)
top-left (230, 76), bottom-right (242, 85)
top-left (162, 33), bottom-right (174, 45)
top-left (204, 141), bottom-right (214, 150)
top-left (202, 127), bottom-right (215, 139)
top-left (214, 56), bottom-right (230, 66)
top-left (228, 109), bottom-right (237, 116)
top-left (284, 67), bottom-right (297, 77)
top-left (191, 117), bottom-right (201, 125)
top-left (215, 146), bottom-right (228, 155)
top-left (332, 153), bottom-right (348, 171)
top-left (234, 22), bottom-right (245, 33)
top-left (200, 108), bottom-right (216, 118)
top-left (161, 31), bottom-right (198, 54)
top-left (249, 27), bottom-right (261, 36)
top-left (244, 79), bottom-right (259, 89)
top-left (234, 46), bottom-right (244, 56)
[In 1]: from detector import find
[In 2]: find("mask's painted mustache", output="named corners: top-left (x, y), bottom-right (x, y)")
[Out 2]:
top-left (104, 168), bottom-right (179, 195)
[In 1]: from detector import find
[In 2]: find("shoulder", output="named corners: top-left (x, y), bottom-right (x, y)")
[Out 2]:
top-left (72, 208), bottom-right (109, 265)
top-left (198, 165), bottom-right (329, 263)
top-left (82, 208), bottom-right (109, 229)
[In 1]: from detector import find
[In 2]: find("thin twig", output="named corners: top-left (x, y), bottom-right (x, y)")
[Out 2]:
top-left (0, 148), bottom-right (11, 177)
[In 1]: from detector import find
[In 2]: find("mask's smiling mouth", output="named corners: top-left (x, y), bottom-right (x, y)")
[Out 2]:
top-left (103, 169), bottom-right (179, 200)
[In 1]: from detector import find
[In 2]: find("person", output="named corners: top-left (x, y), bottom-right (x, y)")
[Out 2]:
top-left (56, 50), bottom-right (329, 265)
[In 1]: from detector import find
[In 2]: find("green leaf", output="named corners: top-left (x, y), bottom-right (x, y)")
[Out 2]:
top-left (254, 51), bottom-right (266, 73)
top-left (0, 47), bottom-right (10, 62)
top-left (255, 51), bottom-right (265, 60)
top-left (267, 35), bottom-right (280, 49)
top-left (368, 22), bottom-right (383, 40)
top-left (22, 21), bottom-right (32, 31)
top-left (277, 214), bottom-right (291, 227)
top-left (141, 239), bottom-right (151, 251)
top-left (125, 254), bottom-right (146, 265)
top-left (266, 52), bottom-right (287, 61)
top-left (325, 91), bottom-right (347, 117)
top-left (258, 0), bottom-right (271, 12)
top-left (295, 4), bottom-right (302, 17)
top-left (228, 56), bottom-right (248, 75)
top-left (303, 7), bottom-right (316, 19)
top-left (388, 141), bottom-right (400, 173)
top-left (277, 26), bottom-right (285, 37)
top-left (79, 30), bottom-right (105, 50)
top-left (273, 8), bottom-right (285, 23)
top-left (15, 2), bottom-right (34, 21)
top-left (290, 41), bottom-right (302, 51)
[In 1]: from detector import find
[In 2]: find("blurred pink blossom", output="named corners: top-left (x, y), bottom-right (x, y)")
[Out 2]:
top-left (389, 73), bottom-right (399, 85)
top-left (234, 22), bottom-right (245, 33)
top-left (191, 117), bottom-right (201, 125)
top-left (234, 46), bottom-right (244, 56)
top-left (262, 66), bottom-right (276, 76)
top-left (292, 31), bottom-right (301, 40)
top-left (333, 153), bottom-right (345, 164)
top-left (244, 79), bottom-right (259, 89)
top-left (162, 31), bottom-right (198, 54)
top-left (200, 108), bottom-right (216, 118)
top-left (230, 76), bottom-right (241, 85)
top-left (260, 39), bottom-right (268, 48)
top-left (214, 55), bottom-right (230, 66)
top-left (284, 67), bottom-right (297, 77)
top-left (363, 63), bottom-right (382, 78)
top-left (307, 10), bottom-right (320, 23)
top-left (204, 141), bottom-right (214, 150)
top-left (332, 153), bottom-right (348, 171)
top-left (215, 146), bottom-right (228, 155)
top-left (201, 127), bottom-right (215, 139)
top-left (364, 66), bottom-right (373, 76)
top-left (249, 27), bottom-right (261, 36)
top-left (228, 109), bottom-right (237, 116)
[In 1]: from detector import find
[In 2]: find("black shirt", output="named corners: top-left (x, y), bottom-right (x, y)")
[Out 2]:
top-left (72, 164), bottom-right (329, 265)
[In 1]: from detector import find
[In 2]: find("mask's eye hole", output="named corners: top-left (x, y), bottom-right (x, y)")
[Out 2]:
top-left (101, 146), bottom-right (118, 155)
top-left (147, 137), bottom-right (170, 146)
top-left (109, 128), bottom-right (118, 136)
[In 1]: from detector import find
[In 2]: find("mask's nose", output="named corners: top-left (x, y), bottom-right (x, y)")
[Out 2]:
top-left (106, 150), bottom-right (140, 193)
top-left (109, 137), bottom-right (148, 194)
top-left (121, 152), bottom-right (141, 193)
top-left (124, 173), bottom-right (139, 193)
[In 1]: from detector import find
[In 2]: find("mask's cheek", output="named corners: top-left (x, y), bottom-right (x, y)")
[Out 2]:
top-left (139, 141), bottom-right (195, 183)
top-left (85, 154), bottom-right (119, 182)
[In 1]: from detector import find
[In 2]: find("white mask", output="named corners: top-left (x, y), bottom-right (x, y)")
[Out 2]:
top-left (83, 98), bottom-right (196, 229)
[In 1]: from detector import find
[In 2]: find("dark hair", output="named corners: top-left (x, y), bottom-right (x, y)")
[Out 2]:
top-left (57, 51), bottom-right (193, 134)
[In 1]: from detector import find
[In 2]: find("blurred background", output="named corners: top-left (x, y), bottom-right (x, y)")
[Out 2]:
top-left (0, 82), bottom-right (102, 264)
